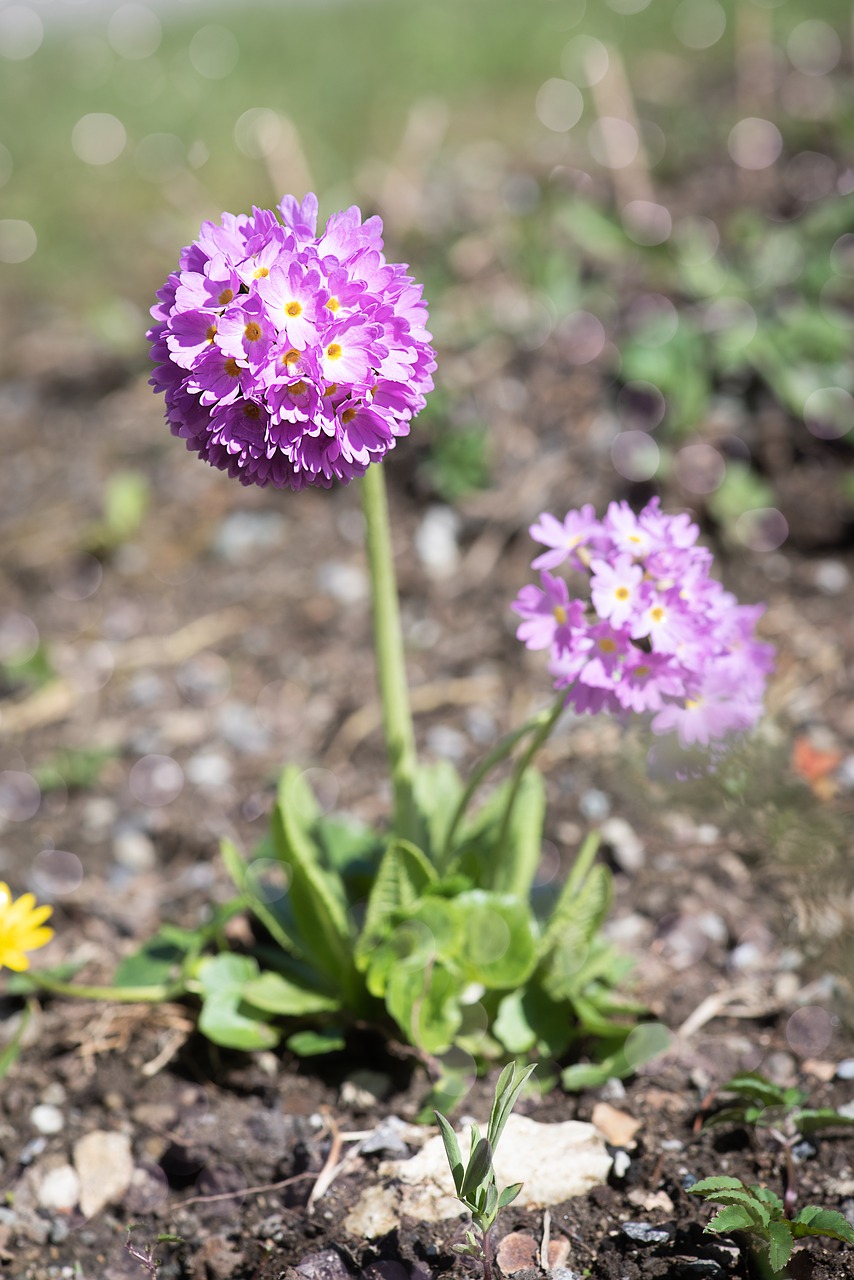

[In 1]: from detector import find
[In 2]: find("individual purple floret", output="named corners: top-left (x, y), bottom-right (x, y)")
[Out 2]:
top-left (148, 193), bottom-right (436, 490)
top-left (512, 498), bottom-right (774, 752)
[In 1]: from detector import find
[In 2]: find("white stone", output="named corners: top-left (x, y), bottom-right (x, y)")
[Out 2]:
top-left (36, 1164), bottom-right (80, 1212)
top-left (414, 506), bottom-right (460, 578)
top-left (73, 1130), bottom-right (133, 1218)
top-left (29, 1104), bottom-right (65, 1135)
top-left (343, 1113), bottom-right (612, 1239)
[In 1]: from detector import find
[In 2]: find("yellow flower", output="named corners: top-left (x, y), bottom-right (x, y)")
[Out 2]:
top-left (0, 882), bottom-right (54, 971)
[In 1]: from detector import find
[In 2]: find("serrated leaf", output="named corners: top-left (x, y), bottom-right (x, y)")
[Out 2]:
top-left (355, 839), bottom-right (436, 966)
top-left (705, 1205), bottom-right (756, 1234)
top-left (793, 1206), bottom-right (854, 1245)
top-left (689, 1176), bottom-right (752, 1195)
top-left (751, 1185), bottom-right (784, 1214)
top-left (766, 1221), bottom-right (794, 1273)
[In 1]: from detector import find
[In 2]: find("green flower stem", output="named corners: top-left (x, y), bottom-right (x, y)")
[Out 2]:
top-left (360, 462), bottom-right (418, 841)
top-left (21, 974), bottom-right (183, 1003)
top-left (495, 695), bottom-right (565, 857)
top-left (438, 699), bottom-right (565, 869)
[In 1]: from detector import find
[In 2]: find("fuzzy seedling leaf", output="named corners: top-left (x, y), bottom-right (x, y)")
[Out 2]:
top-left (434, 1111), bottom-right (464, 1195)
top-left (461, 1136), bottom-right (494, 1201)
top-left (498, 1182), bottom-right (524, 1210)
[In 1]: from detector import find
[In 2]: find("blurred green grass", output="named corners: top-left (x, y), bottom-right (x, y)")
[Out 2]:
top-left (1, 0), bottom-right (851, 335)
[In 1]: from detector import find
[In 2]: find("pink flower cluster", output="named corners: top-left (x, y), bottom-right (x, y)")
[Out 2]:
top-left (147, 194), bottom-right (436, 489)
top-left (512, 499), bottom-right (774, 749)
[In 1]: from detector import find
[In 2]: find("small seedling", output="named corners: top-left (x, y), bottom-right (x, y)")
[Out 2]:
top-left (688, 1175), bottom-right (854, 1277)
top-left (125, 1227), bottom-right (182, 1277)
top-left (435, 1061), bottom-right (536, 1280)
top-left (703, 1071), bottom-right (854, 1213)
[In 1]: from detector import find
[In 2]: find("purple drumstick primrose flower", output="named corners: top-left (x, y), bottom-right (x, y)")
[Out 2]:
top-left (512, 498), bottom-right (774, 751)
top-left (148, 193), bottom-right (436, 490)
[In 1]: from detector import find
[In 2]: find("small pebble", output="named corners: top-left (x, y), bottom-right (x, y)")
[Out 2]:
top-left (620, 1221), bottom-right (674, 1245)
top-left (414, 506), bottom-right (460, 578)
top-left (185, 752), bottom-right (232, 789)
top-left (213, 511), bottom-right (286, 563)
top-left (837, 1058), bottom-right (854, 1080)
top-left (29, 1104), bottom-right (65, 1136)
top-left (425, 724), bottom-right (468, 762)
top-left (316, 560), bottom-right (368, 604)
top-left (112, 827), bottom-right (157, 872)
top-left (37, 1164), bottom-right (80, 1212)
top-left (813, 559), bottom-right (849, 595)
top-left (579, 789), bottom-right (610, 822)
top-left (295, 1249), bottom-right (352, 1280)
top-left (600, 816), bottom-right (644, 873)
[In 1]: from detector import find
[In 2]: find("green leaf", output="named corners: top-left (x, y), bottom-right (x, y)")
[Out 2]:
top-left (493, 990), bottom-right (538, 1055)
top-left (689, 1176), bottom-right (754, 1195)
top-left (796, 1107), bottom-right (854, 1135)
top-left (453, 890), bottom-right (538, 989)
top-left (488, 1061), bottom-right (536, 1151)
top-left (114, 930), bottom-right (194, 988)
top-left (0, 1002), bottom-right (31, 1080)
top-left (461, 1136), bottom-right (494, 1201)
top-left (766, 1221), bottom-right (794, 1273)
top-left (241, 970), bottom-right (341, 1016)
top-left (793, 1206), bottom-right (854, 1245)
top-left (286, 1028), bottom-right (346, 1056)
top-left (196, 955), bottom-right (280, 1051)
top-left (355, 838), bottom-right (437, 966)
top-left (705, 1205), bottom-right (757, 1235)
top-left (489, 768), bottom-right (545, 900)
top-left (272, 768), bottom-right (356, 992)
top-left (220, 837), bottom-right (302, 957)
top-left (721, 1072), bottom-right (789, 1108)
top-left (412, 760), bottom-right (465, 861)
top-left (386, 963), bottom-right (462, 1055)
top-left (434, 1111), bottom-right (465, 1195)
top-left (497, 1182), bottom-right (523, 1209)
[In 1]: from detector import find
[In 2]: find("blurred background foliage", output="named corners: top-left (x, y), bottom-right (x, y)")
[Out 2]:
top-left (1, 0), bottom-right (852, 508)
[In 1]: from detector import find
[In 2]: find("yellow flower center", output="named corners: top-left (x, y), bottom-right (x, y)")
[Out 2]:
top-left (281, 348), bottom-right (300, 365)
top-left (685, 697), bottom-right (700, 710)
top-left (326, 342), bottom-right (343, 361)
top-left (553, 605), bottom-right (567, 625)
top-left (224, 358), bottom-right (240, 377)
top-left (634, 665), bottom-right (650, 679)
top-left (615, 586), bottom-right (630, 601)
top-left (285, 300), bottom-right (303, 317)
top-left (244, 322), bottom-right (262, 342)
top-left (323, 383), bottom-right (338, 398)
top-left (599, 637), bottom-right (617, 654)
top-left (205, 323), bottom-right (217, 343)
top-left (253, 266), bottom-right (269, 279)
top-left (650, 606), bottom-right (665, 623)
top-left (290, 380), bottom-right (307, 396)
top-left (341, 407), bottom-right (357, 424)
top-left (218, 287), bottom-right (234, 305)
top-left (326, 297), bottom-right (340, 311)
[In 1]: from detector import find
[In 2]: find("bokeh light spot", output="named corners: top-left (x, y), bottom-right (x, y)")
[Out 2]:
top-left (556, 310), bottom-right (606, 364)
top-left (107, 4), bottom-right (161, 60)
top-left (625, 294), bottom-right (679, 347)
top-left (830, 234), bottom-right (854, 278)
top-left (0, 612), bottom-right (39, 664)
top-left (189, 25), bottom-right (239, 80)
top-left (671, 215), bottom-right (720, 265)
top-left (727, 117), bottom-right (783, 170)
top-left (623, 1022), bottom-right (672, 1068)
top-left (784, 151), bottom-right (836, 202)
top-left (32, 848), bottom-right (84, 897)
top-left (804, 387), bottom-right (853, 441)
top-left (244, 857), bottom-right (290, 904)
top-left (673, 0), bottom-right (726, 49)
top-left (49, 553), bottom-right (103, 601)
top-left (72, 113), bottom-right (127, 166)
top-left (588, 117), bottom-right (639, 169)
top-left (0, 771), bottom-right (41, 822)
top-left (176, 653), bottom-right (231, 706)
top-left (0, 219), bottom-right (36, 264)
top-left (535, 78), bottom-right (583, 133)
top-left (611, 431), bottom-right (660, 481)
top-left (129, 755), bottom-right (184, 807)
top-left (560, 35), bottom-right (609, 86)
top-left (234, 108), bottom-right (282, 159)
top-left (0, 5), bottom-right (43, 60)
top-left (299, 767), bottom-right (339, 814)
top-left (734, 507), bottom-right (788, 553)
top-left (787, 21), bottom-right (841, 76)
top-left (622, 200), bottom-right (672, 246)
top-left (786, 1005), bottom-right (834, 1056)
top-left (616, 380), bottom-right (666, 431)
top-left (674, 443), bottom-right (726, 494)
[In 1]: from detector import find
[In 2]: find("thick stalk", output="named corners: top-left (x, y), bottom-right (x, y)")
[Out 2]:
top-left (20, 975), bottom-right (182, 1003)
top-left (360, 462), bottom-right (418, 841)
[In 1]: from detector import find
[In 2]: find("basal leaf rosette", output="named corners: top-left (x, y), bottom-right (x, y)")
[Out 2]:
top-left (148, 193), bottom-right (436, 490)
top-left (512, 499), bottom-right (775, 754)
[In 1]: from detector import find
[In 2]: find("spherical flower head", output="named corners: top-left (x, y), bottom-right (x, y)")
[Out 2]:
top-left (516, 498), bottom-right (775, 758)
top-left (147, 194), bottom-right (436, 490)
top-left (0, 883), bottom-right (54, 972)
